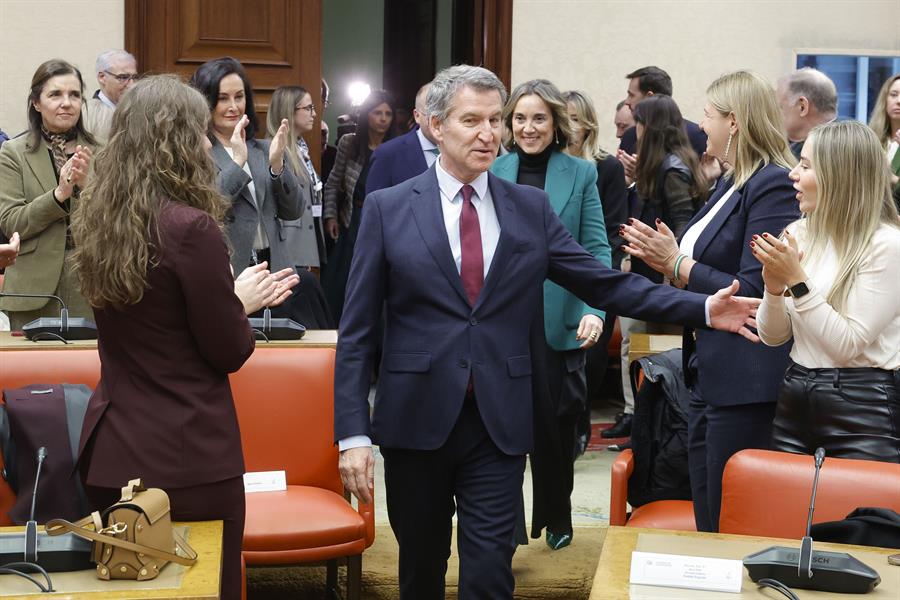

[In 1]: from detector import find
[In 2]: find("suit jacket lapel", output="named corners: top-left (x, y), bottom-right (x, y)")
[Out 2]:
top-left (410, 169), bottom-right (469, 305)
top-left (211, 141), bottom-right (257, 211)
top-left (545, 151), bottom-right (575, 215)
top-left (246, 141), bottom-right (268, 210)
top-left (22, 137), bottom-right (59, 192)
top-left (691, 178), bottom-right (743, 259)
top-left (404, 130), bottom-right (428, 174)
top-left (476, 173), bottom-right (517, 311)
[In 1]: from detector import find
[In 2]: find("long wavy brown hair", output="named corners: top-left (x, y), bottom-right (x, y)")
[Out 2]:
top-left (71, 75), bottom-right (228, 308)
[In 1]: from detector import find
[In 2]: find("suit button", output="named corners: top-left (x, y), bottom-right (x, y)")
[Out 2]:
top-left (809, 372), bottom-right (816, 380)
top-left (458, 359), bottom-right (469, 368)
top-left (469, 317), bottom-right (478, 326)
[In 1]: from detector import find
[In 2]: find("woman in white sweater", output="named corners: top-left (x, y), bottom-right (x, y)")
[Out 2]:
top-left (752, 120), bottom-right (900, 463)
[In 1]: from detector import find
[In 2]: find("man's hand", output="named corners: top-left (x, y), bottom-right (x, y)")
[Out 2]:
top-left (0, 232), bottom-right (19, 268)
top-left (708, 280), bottom-right (762, 343)
top-left (339, 446), bottom-right (374, 505)
top-left (324, 218), bottom-right (340, 241)
top-left (576, 314), bottom-right (604, 349)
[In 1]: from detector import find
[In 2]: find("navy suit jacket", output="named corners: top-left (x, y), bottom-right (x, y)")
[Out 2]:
top-left (365, 128), bottom-right (429, 195)
top-left (334, 167), bottom-right (712, 455)
top-left (681, 162), bottom-right (799, 407)
top-left (620, 119), bottom-right (707, 158)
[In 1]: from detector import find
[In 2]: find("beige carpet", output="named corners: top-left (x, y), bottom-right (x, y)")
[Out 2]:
top-left (248, 525), bottom-right (607, 599)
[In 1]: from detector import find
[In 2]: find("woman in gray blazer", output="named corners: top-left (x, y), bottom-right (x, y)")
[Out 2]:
top-left (190, 58), bottom-right (301, 277)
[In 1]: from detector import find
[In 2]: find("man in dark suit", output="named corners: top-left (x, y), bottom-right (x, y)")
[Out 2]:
top-left (776, 68), bottom-right (838, 159)
top-left (365, 82), bottom-right (438, 194)
top-left (335, 65), bottom-right (762, 599)
top-left (617, 66), bottom-right (707, 162)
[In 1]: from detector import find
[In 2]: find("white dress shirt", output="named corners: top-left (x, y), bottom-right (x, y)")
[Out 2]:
top-left (339, 160), bottom-right (502, 452)
top-left (679, 185), bottom-right (737, 258)
top-left (758, 221), bottom-right (900, 369)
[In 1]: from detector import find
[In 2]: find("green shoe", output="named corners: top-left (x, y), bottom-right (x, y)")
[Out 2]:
top-left (545, 530), bottom-right (572, 550)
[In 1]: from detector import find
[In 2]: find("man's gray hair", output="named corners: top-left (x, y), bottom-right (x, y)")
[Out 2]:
top-left (95, 49), bottom-right (137, 74)
top-left (781, 68), bottom-right (838, 116)
top-left (426, 65), bottom-right (507, 123)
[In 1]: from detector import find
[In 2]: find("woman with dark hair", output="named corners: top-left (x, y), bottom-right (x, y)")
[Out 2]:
top-left (0, 59), bottom-right (96, 329)
top-left (71, 75), bottom-right (296, 600)
top-left (189, 57), bottom-right (302, 277)
top-left (491, 79), bottom-right (610, 550)
top-left (322, 89), bottom-right (395, 323)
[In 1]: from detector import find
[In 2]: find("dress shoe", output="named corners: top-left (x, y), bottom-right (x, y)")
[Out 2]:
top-left (546, 530), bottom-right (572, 550)
top-left (607, 440), bottom-right (633, 452)
top-left (601, 412), bottom-right (632, 438)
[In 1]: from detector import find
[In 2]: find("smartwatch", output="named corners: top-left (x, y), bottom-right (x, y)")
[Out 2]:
top-left (788, 281), bottom-right (810, 299)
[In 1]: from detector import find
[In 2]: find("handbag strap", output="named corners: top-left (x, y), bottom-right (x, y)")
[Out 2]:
top-left (45, 517), bottom-right (198, 567)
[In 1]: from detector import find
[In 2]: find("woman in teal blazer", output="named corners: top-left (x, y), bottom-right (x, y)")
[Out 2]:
top-left (491, 79), bottom-right (611, 550)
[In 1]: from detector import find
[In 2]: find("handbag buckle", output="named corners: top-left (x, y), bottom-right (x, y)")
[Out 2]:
top-left (99, 521), bottom-right (127, 536)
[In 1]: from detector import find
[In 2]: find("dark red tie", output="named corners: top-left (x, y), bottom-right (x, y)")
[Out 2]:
top-left (459, 184), bottom-right (483, 306)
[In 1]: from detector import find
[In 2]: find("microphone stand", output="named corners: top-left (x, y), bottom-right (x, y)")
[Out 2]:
top-left (0, 292), bottom-right (97, 342)
top-left (798, 447), bottom-right (826, 579)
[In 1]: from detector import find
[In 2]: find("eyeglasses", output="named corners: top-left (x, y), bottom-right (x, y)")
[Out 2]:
top-left (104, 71), bottom-right (139, 83)
top-left (296, 104), bottom-right (317, 115)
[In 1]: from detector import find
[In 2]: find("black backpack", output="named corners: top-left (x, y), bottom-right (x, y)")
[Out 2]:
top-left (627, 349), bottom-right (692, 508)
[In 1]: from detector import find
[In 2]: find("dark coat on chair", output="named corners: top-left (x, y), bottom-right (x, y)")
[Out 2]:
top-left (365, 127), bottom-right (429, 195)
top-left (79, 201), bottom-right (255, 489)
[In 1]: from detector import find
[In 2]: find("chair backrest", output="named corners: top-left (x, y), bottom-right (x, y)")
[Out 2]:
top-left (229, 347), bottom-right (341, 496)
top-left (0, 348), bottom-right (102, 525)
top-left (719, 449), bottom-right (900, 539)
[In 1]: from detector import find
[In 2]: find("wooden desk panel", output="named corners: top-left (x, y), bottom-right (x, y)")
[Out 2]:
top-left (0, 520), bottom-right (221, 598)
top-left (0, 330), bottom-right (338, 350)
top-left (627, 333), bottom-right (682, 363)
top-left (590, 526), bottom-right (899, 599)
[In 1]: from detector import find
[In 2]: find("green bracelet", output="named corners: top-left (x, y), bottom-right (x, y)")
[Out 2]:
top-left (673, 254), bottom-right (687, 282)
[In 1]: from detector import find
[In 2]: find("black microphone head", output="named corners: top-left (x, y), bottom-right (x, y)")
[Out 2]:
top-left (37, 447), bottom-right (48, 460)
top-left (814, 447), bottom-right (826, 465)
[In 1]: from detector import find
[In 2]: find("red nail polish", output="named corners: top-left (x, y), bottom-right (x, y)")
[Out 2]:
top-left (655, 218), bottom-right (661, 224)
top-left (752, 234), bottom-right (758, 240)
top-left (749, 241), bottom-right (756, 248)
top-left (762, 233), bottom-right (769, 238)
top-left (628, 218), bottom-right (634, 225)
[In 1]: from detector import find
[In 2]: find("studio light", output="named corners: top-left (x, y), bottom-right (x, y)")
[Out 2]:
top-left (348, 81), bottom-right (371, 107)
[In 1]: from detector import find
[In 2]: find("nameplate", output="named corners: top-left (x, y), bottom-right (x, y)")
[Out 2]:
top-left (630, 551), bottom-right (743, 593)
top-left (243, 470), bottom-right (287, 493)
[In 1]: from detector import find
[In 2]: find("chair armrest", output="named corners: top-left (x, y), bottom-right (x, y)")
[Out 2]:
top-left (609, 449), bottom-right (634, 526)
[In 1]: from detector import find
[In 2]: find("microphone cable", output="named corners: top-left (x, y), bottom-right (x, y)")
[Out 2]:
top-left (757, 578), bottom-right (800, 600)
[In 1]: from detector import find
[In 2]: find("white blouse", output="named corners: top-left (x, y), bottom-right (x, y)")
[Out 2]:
top-left (757, 221), bottom-right (900, 370)
top-left (679, 185), bottom-right (737, 258)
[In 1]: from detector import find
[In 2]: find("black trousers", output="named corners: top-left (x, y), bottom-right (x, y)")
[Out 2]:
top-left (772, 363), bottom-right (900, 463)
top-left (687, 385), bottom-right (776, 532)
top-left (381, 396), bottom-right (525, 600)
top-left (86, 477), bottom-right (245, 600)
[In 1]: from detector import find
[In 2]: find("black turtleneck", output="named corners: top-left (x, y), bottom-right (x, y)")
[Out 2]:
top-left (515, 142), bottom-right (555, 190)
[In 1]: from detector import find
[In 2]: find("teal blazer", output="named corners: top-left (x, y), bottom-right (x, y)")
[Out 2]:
top-left (491, 150), bottom-right (611, 351)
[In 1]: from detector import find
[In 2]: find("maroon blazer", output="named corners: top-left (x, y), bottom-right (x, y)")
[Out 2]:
top-left (79, 201), bottom-right (255, 489)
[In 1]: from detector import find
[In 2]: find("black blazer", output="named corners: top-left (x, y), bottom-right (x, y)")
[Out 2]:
top-left (620, 119), bottom-right (708, 158)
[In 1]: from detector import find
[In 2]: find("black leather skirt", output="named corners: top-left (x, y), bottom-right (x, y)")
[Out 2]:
top-left (772, 362), bottom-right (900, 463)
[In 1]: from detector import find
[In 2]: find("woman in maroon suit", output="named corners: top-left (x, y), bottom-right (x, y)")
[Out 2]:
top-left (70, 75), bottom-right (296, 598)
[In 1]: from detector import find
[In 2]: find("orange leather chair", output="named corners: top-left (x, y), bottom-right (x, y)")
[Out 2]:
top-left (0, 348), bottom-right (101, 526)
top-left (609, 449), bottom-right (696, 530)
top-left (719, 449), bottom-right (900, 538)
top-left (230, 347), bottom-right (374, 600)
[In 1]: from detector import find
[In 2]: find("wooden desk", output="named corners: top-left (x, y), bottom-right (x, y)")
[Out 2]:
top-left (0, 520), bottom-right (221, 598)
top-left (627, 333), bottom-right (682, 363)
top-left (590, 526), bottom-right (899, 599)
top-left (0, 329), bottom-right (338, 350)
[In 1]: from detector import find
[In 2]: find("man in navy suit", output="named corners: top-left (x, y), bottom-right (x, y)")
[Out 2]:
top-left (335, 65), bottom-right (761, 599)
top-left (366, 83), bottom-right (439, 194)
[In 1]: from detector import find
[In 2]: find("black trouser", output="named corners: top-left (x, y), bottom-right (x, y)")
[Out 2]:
top-left (687, 386), bottom-right (776, 533)
top-left (381, 396), bottom-right (525, 600)
top-left (772, 363), bottom-right (900, 463)
top-left (86, 476), bottom-right (245, 600)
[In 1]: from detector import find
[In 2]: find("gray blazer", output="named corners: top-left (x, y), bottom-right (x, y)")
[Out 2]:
top-left (277, 162), bottom-right (322, 268)
top-left (211, 138), bottom-right (302, 275)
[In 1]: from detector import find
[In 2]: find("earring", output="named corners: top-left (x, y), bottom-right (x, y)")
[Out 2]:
top-left (555, 130), bottom-right (559, 146)
top-left (723, 131), bottom-right (733, 162)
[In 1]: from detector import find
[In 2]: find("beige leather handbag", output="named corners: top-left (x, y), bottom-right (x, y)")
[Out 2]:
top-left (46, 478), bottom-right (197, 581)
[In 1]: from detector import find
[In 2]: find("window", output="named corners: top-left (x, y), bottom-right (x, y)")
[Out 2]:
top-left (796, 52), bottom-right (900, 122)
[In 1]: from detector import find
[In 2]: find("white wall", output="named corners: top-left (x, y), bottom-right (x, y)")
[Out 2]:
top-left (511, 0), bottom-right (900, 153)
top-left (0, 0), bottom-right (124, 137)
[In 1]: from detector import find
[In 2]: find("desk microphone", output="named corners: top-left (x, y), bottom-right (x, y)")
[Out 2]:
top-left (743, 447), bottom-right (881, 594)
top-left (24, 447), bottom-right (47, 563)
top-left (249, 306), bottom-right (306, 341)
top-left (0, 292), bottom-right (97, 341)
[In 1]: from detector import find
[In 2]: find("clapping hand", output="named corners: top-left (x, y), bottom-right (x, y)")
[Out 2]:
top-left (269, 118), bottom-right (289, 175)
top-left (750, 230), bottom-right (806, 295)
top-left (699, 152), bottom-right (724, 184)
top-left (234, 262), bottom-right (300, 314)
top-left (0, 232), bottom-right (19, 268)
top-left (621, 218), bottom-right (680, 275)
top-left (230, 115), bottom-right (249, 167)
top-left (616, 149), bottom-right (637, 186)
top-left (55, 145), bottom-right (93, 202)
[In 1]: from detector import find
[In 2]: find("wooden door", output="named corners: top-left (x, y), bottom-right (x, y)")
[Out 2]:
top-left (125, 0), bottom-right (323, 167)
